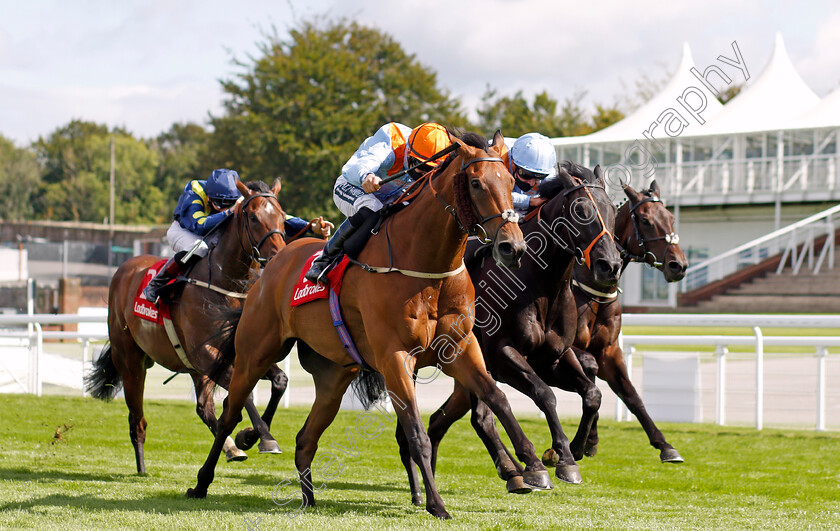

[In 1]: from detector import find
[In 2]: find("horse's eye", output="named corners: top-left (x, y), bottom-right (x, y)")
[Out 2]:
top-left (470, 179), bottom-right (481, 189)
top-left (249, 213), bottom-right (258, 222)
top-left (640, 217), bottom-right (652, 226)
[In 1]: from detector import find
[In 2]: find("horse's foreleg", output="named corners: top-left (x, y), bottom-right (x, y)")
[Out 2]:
top-left (190, 373), bottom-right (247, 462)
top-left (442, 337), bottom-right (549, 489)
top-left (467, 395), bottom-right (531, 494)
top-left (541, 347), bottom-right (601, 467)
top-left (427, 381), bottom-right (471, 475)
top-left (395, 420), bottom-right (423, 506)
top-left (383, 351), bottom-right (450, 519)
top-left (599, 344), bottom-right (683, 463)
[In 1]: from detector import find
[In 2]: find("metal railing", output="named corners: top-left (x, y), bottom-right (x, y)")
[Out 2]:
top-left (681, 203), bottom-right (840, 291)
top-left (620, 314), bottom-right (840, 431)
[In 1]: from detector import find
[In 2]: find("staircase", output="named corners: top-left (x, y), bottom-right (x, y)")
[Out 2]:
top-left (677, 204), bottom-right (840, 313)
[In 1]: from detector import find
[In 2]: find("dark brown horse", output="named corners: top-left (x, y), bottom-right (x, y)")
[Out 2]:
top-left (185, 131), bottom-right (548, 519)
top-left (397, 162), bottom-right (622, 499)
top-left (85, 180), bottom-right (291, 473)
top-left (569, 179), bottom-right (688, 462)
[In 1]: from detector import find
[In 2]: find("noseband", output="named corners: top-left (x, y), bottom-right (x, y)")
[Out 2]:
top-left (624, 194), bottom-right (680, 269)
top-left (240, 192), bottom-right (286, 268)
top-left (560, 179), bottom-right (613, 269)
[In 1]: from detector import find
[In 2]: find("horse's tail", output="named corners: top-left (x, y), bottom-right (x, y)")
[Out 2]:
top-left (207, 306), bottom-right (244, 385)
top-left (350, 370), bottom-right (387, 410)
top-left (84, 343), bottom-right (123, 401)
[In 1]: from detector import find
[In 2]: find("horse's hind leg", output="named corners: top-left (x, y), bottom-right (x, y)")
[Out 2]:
top-left (293, 344), bottom-right (357, 511)
top-left (599, 344), bottom-right (683, 463)
top-left (111, 342), bottom-right (150, 475)
top-left (190, 373), bottom-right (247, 462)
top-left (442, 337), bottom-right (549, 490)
top-left (395, 421), bottom-right (424, 506)
top-left (574, 347), bottom-right (601, 457)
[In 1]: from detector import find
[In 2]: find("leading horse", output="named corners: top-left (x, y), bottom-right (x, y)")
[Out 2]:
top-left (85, 180), bottom-right (290, 473)
top-left (397, 161), bottom-right (622, 499)
top-left (186, 131), bottom-right (548, 519)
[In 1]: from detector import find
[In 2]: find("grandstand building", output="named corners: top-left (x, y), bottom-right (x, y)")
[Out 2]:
top-left (552, 34), bottom-right (840, 311)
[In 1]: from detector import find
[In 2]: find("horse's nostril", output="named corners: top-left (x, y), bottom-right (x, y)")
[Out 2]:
top-left (669, 261), bottom-right (686, 273)
top-left (498, 242), bottom-right (514, 256)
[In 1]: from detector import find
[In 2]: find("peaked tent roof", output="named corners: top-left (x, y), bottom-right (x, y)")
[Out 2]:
top-left (787, 84), bottom-right (840, 129)
top-left (694, 33), bottom-right (819, 136)
top-left (552, 43), bottom-right (724, 146)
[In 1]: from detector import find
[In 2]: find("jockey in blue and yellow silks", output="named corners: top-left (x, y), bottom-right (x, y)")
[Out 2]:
top-left (144, 169), bottom-right (330, 304)
top-left (304, 122), bottom-right (452, 284)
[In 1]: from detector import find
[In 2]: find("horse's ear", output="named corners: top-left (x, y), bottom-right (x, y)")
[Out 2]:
top-left (649, 179), bottom-right (661, 197)
top-left (487, 130), bottom-right (505, 157)
top-left (623, 183), bottom-right (642, 204)
top-left (235, 179), bottom-right (251, 197)
top-left (271, 178), bottom-right (282, 196)
top-left (448, 131), bottom-right (465, 151)
top-left (556, 166), bottom-right (576, 189)
top-left (593, 164), bottom-right (605, 185)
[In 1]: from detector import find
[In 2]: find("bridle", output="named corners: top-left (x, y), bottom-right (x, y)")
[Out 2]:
top-left (558, 178), bottom-right (614, 269)
top-left (238, 192), bottom-right (286, 268)
top-left (623, 192), bottom-right (679, 269)
top-left (428, 154), bottom-right (520, 245)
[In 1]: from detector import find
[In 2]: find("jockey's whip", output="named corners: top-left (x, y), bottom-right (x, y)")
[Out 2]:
top-left (379, 143), bottom-right (459, 186)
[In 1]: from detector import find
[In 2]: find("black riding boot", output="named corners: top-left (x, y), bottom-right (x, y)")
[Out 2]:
top-left (304, 218), bottom-right (357, 285)
top-left (143, 251), bottom-right (186, 304)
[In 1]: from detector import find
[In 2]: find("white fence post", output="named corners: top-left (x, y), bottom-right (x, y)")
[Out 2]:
top-left (716, 345), bottom-right (727, 426)
top-left (616, 332), bottom-right (625, 421)
top-left (754, 327), bottom-right (764, 430)
top-left (82, 338), bottom-right (90, 397)
top-left (817, 346), bottom-right (827, 432)
top-left (624, 345), bottom-right (635, 422)
top-left (283, 356), bottom-right (291, 409)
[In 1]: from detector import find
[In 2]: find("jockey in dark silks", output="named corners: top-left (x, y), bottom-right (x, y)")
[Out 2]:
top-left (144, 169), bottom-right (329, 303)
top-left (305, 122), bottom-right (452, 284)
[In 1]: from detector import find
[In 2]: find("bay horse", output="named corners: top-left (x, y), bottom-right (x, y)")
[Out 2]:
top-left (569, 179), bottom-right (688, 462)
top-left (85, 179), bottom-right (291, 473)
top-left (397, 161), bottom-right (622, 500)
top-left (186, 131), bottom-right (548, 519)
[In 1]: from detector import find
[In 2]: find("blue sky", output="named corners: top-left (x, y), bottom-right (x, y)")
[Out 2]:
top-left (1, 0), bottom-right (839, 145)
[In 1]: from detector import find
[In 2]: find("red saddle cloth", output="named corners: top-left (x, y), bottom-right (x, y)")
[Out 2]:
top-left (290, 252), bottom-right (351, 307)
top-left (133, 259), bottom-right (173, 324)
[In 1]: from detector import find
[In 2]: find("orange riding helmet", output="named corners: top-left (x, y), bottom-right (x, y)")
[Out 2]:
top-left (407, 123), bottom-right (451, 167)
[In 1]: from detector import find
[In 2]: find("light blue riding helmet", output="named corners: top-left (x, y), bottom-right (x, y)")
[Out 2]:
top-left (510, 133), bottom-right (557, 176)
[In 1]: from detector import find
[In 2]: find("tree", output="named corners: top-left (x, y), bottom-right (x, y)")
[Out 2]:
top-left (717, 83), bottom-right (742, 104)
top-left (208, 18), bottom-right (468, 220)
top-left (34, 120), bottom-right (164, 224)
top-left (0, 135), bottom-right (41, 221)
top-left (476, 88), bottom-right (624, 139)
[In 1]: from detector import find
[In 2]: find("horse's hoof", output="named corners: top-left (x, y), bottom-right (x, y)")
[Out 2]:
top-left (186, 487), bottom-right (207, 499)
top-left (522, 470), bottom-right (553, 490)
top-left (427, 506), bottom-right (451, 520)
top-left (541, 448), bottom-right (559, 468)
top-left (411, 493), bottom-right (423, 506)
top-left (235, 428), bottom-right (259, 451)
top-left (584, 442), bottom-right (599, 457)
top-left (259, 439), bottom-right (282, 454)
top-left (660, 448), bottom-right (684, 463)
top-left (225, 447), bottom-right (248, 462)
top-left (555, 464), bottom-right (583, 484)
top-left (506, 475), bottom-right (533, 494)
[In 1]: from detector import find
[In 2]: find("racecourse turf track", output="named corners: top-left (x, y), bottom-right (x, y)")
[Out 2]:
top-left (0, 394), bottom-right (837, 529)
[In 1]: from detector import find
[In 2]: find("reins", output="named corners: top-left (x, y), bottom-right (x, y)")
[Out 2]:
top-left (239, 192), bottom-right (286, 268)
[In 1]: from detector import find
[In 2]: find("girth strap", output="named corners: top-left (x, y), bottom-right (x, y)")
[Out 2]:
top-left (163, 317), bottom-right (196, 370)
top-left (328, 287), bottom-right (374, 371)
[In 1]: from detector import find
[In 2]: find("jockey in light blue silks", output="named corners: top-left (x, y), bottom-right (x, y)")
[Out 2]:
top-left (304, 122), bottom-right (452, 284)
top-left (144, 169), bottom-right (329, 303)
top-left (501, 132), bottom-right (557, 218)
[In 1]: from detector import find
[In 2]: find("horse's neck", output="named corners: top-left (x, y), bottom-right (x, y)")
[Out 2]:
top-left (517, 210), bottom-right (575, 295)
top-left (198, 219), bottom-right (253, 289)
top-left (615, 202), bottom-right (635, 251)
top-left (381, 177), bottom-right (468, 273)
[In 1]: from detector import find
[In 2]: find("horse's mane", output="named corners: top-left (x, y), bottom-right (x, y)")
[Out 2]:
top-left (245, 180), bottom-right (271, 193)
top-left (536, 160), bottom-right (600, 201)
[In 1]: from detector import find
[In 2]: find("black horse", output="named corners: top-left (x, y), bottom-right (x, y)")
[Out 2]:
top-left (397, 161), bottom-right (622, 501)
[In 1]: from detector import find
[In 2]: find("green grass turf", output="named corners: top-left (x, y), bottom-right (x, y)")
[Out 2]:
top-left (0, 394), bottom-right (838, 529)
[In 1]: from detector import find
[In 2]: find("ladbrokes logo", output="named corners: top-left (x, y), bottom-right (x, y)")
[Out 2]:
top-left (134, 300), bottom-right (159, 321)
top-left (293, 282), bottom-right (326, 301)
